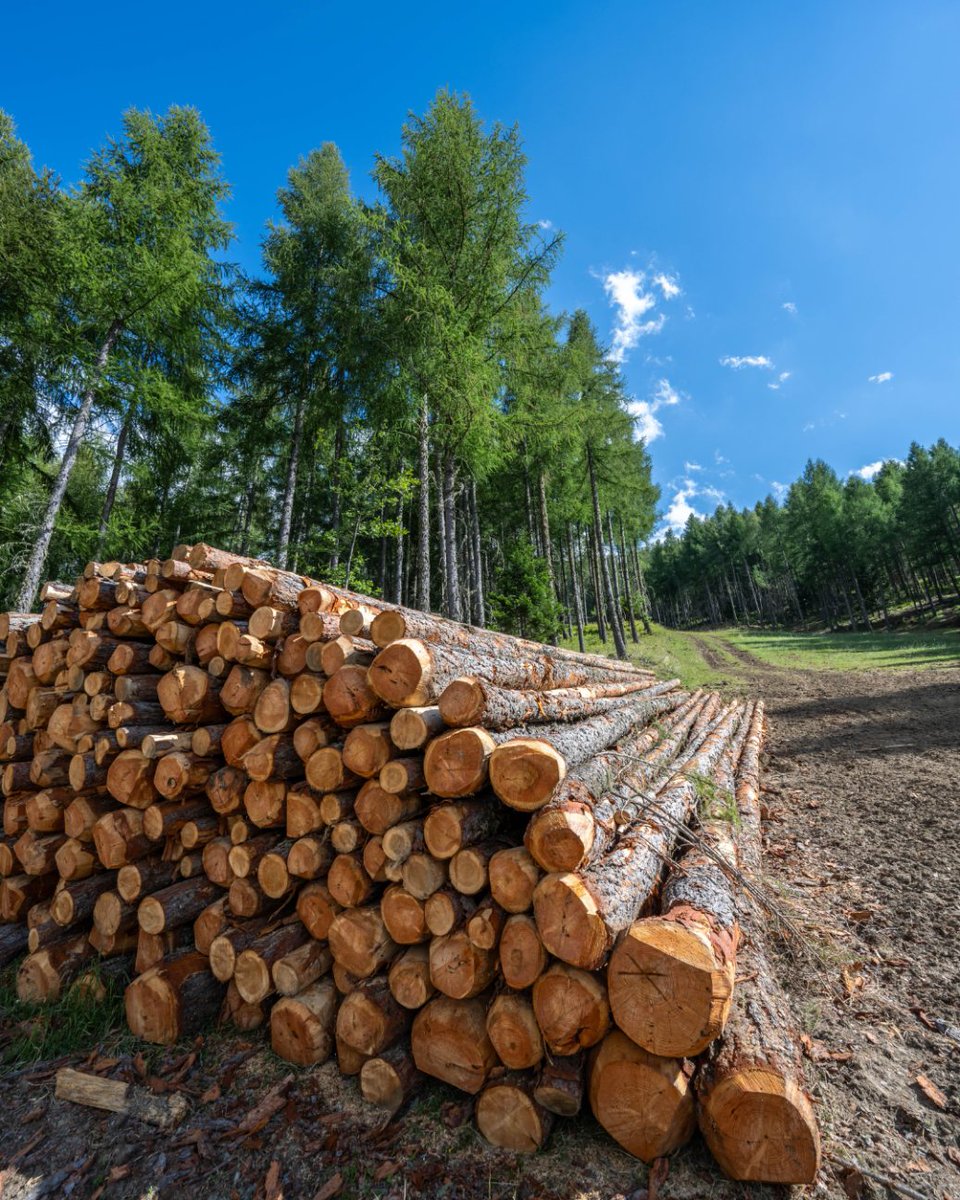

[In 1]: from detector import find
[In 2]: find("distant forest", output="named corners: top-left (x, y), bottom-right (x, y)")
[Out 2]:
top-left (1, 93), bottom-right (955, 651)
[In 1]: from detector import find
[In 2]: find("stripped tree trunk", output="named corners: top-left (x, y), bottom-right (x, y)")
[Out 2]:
top-left (442, 452), bottom-right (461, 621)
top-left (95, 406), bottom-right (133, 557)
top-left (415, 397), bottom-right (430, 612)
top-left (277, 392), bottom-right (305, 570)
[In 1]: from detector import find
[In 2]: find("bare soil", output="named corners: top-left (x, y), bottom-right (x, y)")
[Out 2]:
top-left (1, 647), bottom-right (958, 1200)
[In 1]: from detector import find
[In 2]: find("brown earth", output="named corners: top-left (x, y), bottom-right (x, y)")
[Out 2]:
top-left (0, 644), bottom-right (958, 1200)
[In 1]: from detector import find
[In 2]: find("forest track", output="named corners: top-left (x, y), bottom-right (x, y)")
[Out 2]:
top-left (1, 657), bottom-right (958, 1199)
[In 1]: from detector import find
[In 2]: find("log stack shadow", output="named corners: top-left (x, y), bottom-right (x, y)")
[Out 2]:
top-left (0, 544), bottom-right (820, 1185)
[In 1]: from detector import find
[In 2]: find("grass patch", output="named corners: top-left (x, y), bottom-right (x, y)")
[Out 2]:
top-left (0, 959), bottom-right (133, 1067)
top-left (561, 623), bottom-right (730, 690)
top-left (715, 626), bottom-right (960, 672)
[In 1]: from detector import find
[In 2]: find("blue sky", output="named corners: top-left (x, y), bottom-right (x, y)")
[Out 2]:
top-left (6, 1), bottom-right (958, 533)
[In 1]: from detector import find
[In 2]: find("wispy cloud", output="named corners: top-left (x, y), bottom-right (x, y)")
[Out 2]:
top-left (782, 301), bottom-right (797, 314)
top-left (768, 370), bottom-right (792, 391)
top-left (656, 475), bottom-right (727, 537)
top-left (652, 272), bottom-right (681, 300)
top-left (602, 266), bottom-right (679, 362)
top-left (802, 421), bottom-right (815, 432)
top-left (537, 218), bottom-right (553, 230)
top-left (868, 371), bottom-right (893, 384)
top-left (684, 461), bottom-right (703, 472)
top-left (720, 355), bottom-right (774, 370)
top-left (771, 480), bottom-right (789, 500)
top-left (626, 377), bottom-right (685, 444)
top-left (854, 460), bottom-right (884, 480)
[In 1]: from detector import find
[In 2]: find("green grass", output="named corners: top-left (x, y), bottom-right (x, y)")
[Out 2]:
top-left (0, 960), bottom-right (133, 1067)
top-left (562, 620), bottom-right (959, 688)
top-left (713, 626), bottom-right (960, 672)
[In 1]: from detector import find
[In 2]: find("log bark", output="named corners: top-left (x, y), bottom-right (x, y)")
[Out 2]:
top-left (439, 676), bottom-right (675, 730)
top-left (138, 877), bottom-right (222, 935)
top-left (272, 939), bottom-right (332, 997)
top-left (234, 923), bottom-right (312, 1003)
top-left (360, 1041), bottom-right (423, 1111)
top-left (534, 1050), bottom-right (585, 1117)
top-left (270, 978), bottom-right (336, 1066)
top-left (17, 932), bottom-right (95, 1002)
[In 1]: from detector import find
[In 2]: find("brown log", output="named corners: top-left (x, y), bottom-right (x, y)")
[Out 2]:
top-left (193, 897), bottom-right (229, 954)
top-left (422, 727), bottom-right (502, 798)
top-left (400, 851), bottom-right (447, 900)
top-left (107, 750), bottom-right (160, 809)
top-left (369, 638), bottom-right (650, 711)
top-left (532, 962), bottom-right (611, 1055)
top-left (106, 641), bottom-right (155, 675)
top-left (354, 781), bottom-right (421, 835)
top-left (466, 899), bottom-right (505, 950)
top-left (588, 1031), bottom-right (696, 1162)
top-left (292, 716), bottom-right (337, 760)
top-left (227, 832), bottom-right (282, 878)
top-left (287, 836), bottom-right (332, 879)
top-left (429, 929), bottom-right (497, 999)
top-left (50, 872), bottom-right (116, 926)
top-left (257, 842), bottom-right (299, 899)
top-left (380, 817), bottom-right (424, 863)
top-left (361, 834), bottom-right (389, 882)
top-left (411, 995), bottom-right (497, 1095)
top-left (305, 746), bottom-right (359, 794)
top-left (387, 943), bottom-right (435, 1009)
top-left (380, 884), bottom-right (429, 945)
top-left (31, 637), bottom-right (70, 684)
top-left (423, 799), bottom-right (502, 860)
top-left (140, 730), bottom-right (193, 759)
top-left (296, 882), bottom-right (342, 940)
top-left (228, 876), bottom-right (272, 918)
top-left (360, 1041), bottom-right (424, 1111)
top-left (242, 734), bottom-right (303, 784)
top-left (0, 921), bottom-right (29, 965)
top-left (190, 723), bottom-right (227, 758)
top-left (336, 975), bottom-right (409, 1057)
top-left (180, 813), bottom-right (219, 849)
top-left (143, 799), bottom-right (211, 842)
top-left (318, 789), bottom-right (355, 824)
top-left (93, 807), bottom-right (153, 869)
top-left (206, 765), bottom-right (247, 814)
top-left (389, 706), bottom-right (444, 751)
top-left (116, 857), bottom-right (180, 903)
top-left (17, 933), bottom-right (95, 1002)
top-left (476, 1073), bottom-right (554, 1153)
top-left (201, 838), bottom-right (235, 888)
top-left (219, 664), bottom-right (270, 717)
top-left (4, 793), bottom-right (31, 836)
top-left (327, 905), bottom-right (396, 978)
top-left (138, 876), bottom-right (222, 935)
top-left (276, 633), bottom-right (309, 677)
top-left (214, 588), bottom-right (254, 620)
top-left (125, 951), bottom-right (225, 1044)
top-left (157, 665), bottom-right (224, 725)
top-left (94, 890), bottom-right (140, 939)
top-left (29, 747), bottom-right (73, 787)
top-left (219, 979), bottom-right (271, 1030)
top-left (243, 779), bottom-right (287, 828)
top-left (64, 794), bottom-right (116, 843)
top-left (423, 888), bottom-right (479, 938)
top-left (534, 1050), bottom-right (585, 1117)
top-left (270, 978), bottom-right (337, 1066)
top-left (54, 838), bottom-right (100, 880)
top-left (486, 990), bottom-right (544, 1069)
top-left (252, 677), bottom-right (294, 734)
top-left (448, 839), bottom-right (507, 896)
top-left (533, 705), bottom-right (742, 970)
top-left (322, 666), bottom-right (387, 729)
top-left (327, 852), bottom-right (374, 908)
top-left (26, 687), bottom-right (72, 732)
top-left (342, 722), bottom-right (394, 780)
top-left (234, 923), bottom-right (311, 1003)
top-left (441, 675), bottom-right (676, 730)
top-left (284, 784), bottom-right (323, 837)
top-left (488, 846), bottom-right (541, 914)
top-left (208, 919), bottom-right (268, 981)
top-left (1, 872), bottom-right (56, 921)
top-left (219, 716), bottom-right (262, 767)
top-left (136, 925), bottom-right (193, 973)
top-left (273, 939), bottom-right (332, 997)
top-left (298, 610), bottom-right (341, 642)
top-left (25, 787), bottom-right (72, 833)
top-left (154, 752), bottom-right (216, 799)
top-left (338, 605), bottom-right (377, 637)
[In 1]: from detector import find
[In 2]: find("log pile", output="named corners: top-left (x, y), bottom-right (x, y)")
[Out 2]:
top-left (0, 545), bottom-right (820, 1184)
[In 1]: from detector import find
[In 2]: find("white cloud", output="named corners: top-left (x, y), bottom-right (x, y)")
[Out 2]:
top-left (767, 370), bottom-right (792, 391)
top-left (771, 481), bottom-right (789, 500)
top-left (652, 272), bottom-right (681, 300)
top-left (537, 218), bottom-right (553, 230)
top-left (782, 301), bottom-right (797, 314)
top-left (684, 461), bottom-right (703, 472)
top-left (802, 421), bottom-right (815, 432)
top-left (602, 265), bottom-right (679, 362)
top-left (854, 461), bottom-right (884, 480)
top-left (868, 371), bottom-right (893, 384)
top-left (714, 450), bottom-right (729, 465)
top-left (626, 399), bottom-right (664, 444)
top-left (655, 475), bottom-right (726, 537)
top-left (720, 355), bottom-right (775, 370)
top-left (626, 377), bottom-right (686, 444)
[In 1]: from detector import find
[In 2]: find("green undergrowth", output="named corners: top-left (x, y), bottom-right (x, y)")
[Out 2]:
top-left (714, 625), bottom-right (959, 672)
top-left (0, 959), bottom-right (133, 1067)
top-left (561, 623), bottom-right (730, 690)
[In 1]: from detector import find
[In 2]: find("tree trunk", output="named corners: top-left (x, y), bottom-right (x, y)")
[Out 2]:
top-left (441, 452), bottom-right (461, 621)
top-left (17, 321), bottom-right (122, 610)
top-left (616, 514), bottom-right (640, 641)
top-left (329, 399), bottom-right (345, 570)
top-left (468, 478), bottom-right (484, 626)
top-left (567, 526), bottom-right (586, 653)
top-left (415, 397), bottom-right (430, 611)
top-left (587, 450), bottom-right (626, 658)
top-left (393, 496), bottom-right (405, 605)
top-left (536, 471), bottom-right (556, 598)
top-left (277, 392), bottom-right (305, 571)
top-left (95, 405), bottom-right (133, 557)
top-left (588, 526), bottom-right (606, 643)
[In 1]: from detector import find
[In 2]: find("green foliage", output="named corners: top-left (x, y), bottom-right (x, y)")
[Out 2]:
top-left (489, 537), bottom-right (562, 641)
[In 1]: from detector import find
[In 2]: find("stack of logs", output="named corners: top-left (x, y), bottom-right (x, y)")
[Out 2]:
top-left (0, 544), bottom-right (820, 1185)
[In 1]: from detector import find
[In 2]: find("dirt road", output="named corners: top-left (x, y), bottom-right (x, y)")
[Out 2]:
top-left (1, 645), bottom-right (957, 1199)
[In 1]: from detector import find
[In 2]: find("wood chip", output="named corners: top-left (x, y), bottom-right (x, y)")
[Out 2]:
top-left (915, 1074), bottom-right (948, 1111)
top-left (312, 1173), bottom-right (343, 1200)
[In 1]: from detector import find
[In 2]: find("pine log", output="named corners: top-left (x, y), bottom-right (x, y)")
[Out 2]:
top-left (476, 1073), bottom-right (554, 1153)
top-left (17, 933), bottom-right (95, 1001)
top-left (190, 723), bottom-right (227, 758)
top-left (441, 675), bottom-right (677, 731)
top-left (253, 677), bottom-right (294, 734)
top-left (93, 807), bottom-right (153, 868)
top-left (234, 923), bottom-right (311, 1003)
top-left (448, 839), bottom-right (507, 896)
top-left (220, 979), bottom-right (272, 1030)
top-left (180, 813), bottom-right (220, 849)
top-left (1, 872), bottom-right (56, 920)
top-left (336, 975), bottom-right (409, 1056)
top-left (289, 672), bottom-right (325, 716)
top-left (107, 642), bottom-right (156, 675)
top-left (354, 782), bottom-right (421, 835)
top-left (0, 921), bottom-right (29, 965)
top-left (298, 610), bottom-right (341, 643)
top-left (342, 722), bottom-right (395, 780)
top-left (423, 800), bottom-right (502, 860)
top-left (380, 884), bottom-right (430, 945)
top-left (588, 1031), bottom-right (695, 1161)
top-left (488, 694), bottom-right (680, 812)
top-left (389, 706), bottom-right (444, 751)
top-left (327, 905), bottom-right (396, 978)
top-left (140, 731), bottom-right (193, 759)
top-left (401, 851), bottom-right (447, 900)
top-left (94, 890), bottom-right (141, 939)
top-left (107, 750), bottom-right (160, 809)
top-left (369, 638), bottom-right (651, 711)
top-left (534, 1050), bottom-right (585, 1117)
top-left (270, 978), bottom-right (337, 1065)
top-left (64, 794), bottom-right (116, 843)
top-left (257, 842), bottom-right (299, 899)
top-left (192, 897), bottom-right (228, 954)
top-left (138, 877), bottom-right (222, 934)
top-left (157, 665), bottom-right (224, 725)
top-left (241, 734), bottom-right (302, 783)
top-left (54, 840), bottom-right (100, 886)
top-left (243, 779), bottom-right (286, 828)
top-left (125, 951), bottom-right (225, 1044)
top-left (429, 930), bottom-right (497, 999)
top-left (117, 858), bottom-right (181, 902)
top-left (50, 872), bottom-right (116, 926)
top-left (292, 716), bottom-right (337, 760)
top-left (488, 847), bottom-right (541, 913)
top-left (387, 944), bottom-right (435, 1009)
top-left (421, 727), bottom-right (505, 798)
top-left (296, 882), bottom-right (342, 940)
top-left (411, 995), bottom-right (497, 1095)
top-left (286, 836), bottom-right (332, 880)
top-left (423, 888), bottom-right (479, 938)
top-left (532, 962), bottom-right (610, 1055)
top-left (533, 705), bottom-right (742, 969)
top-left (378, 756), bottom-right (426, 796)
top-left (327, 852), bottom-right (374, 908)
top-left (486, 990), bottom-right (544, 1069)
top-left (273, 939), bottom-right (332, 997)
top-left (136, 925), bottom-right (194, 973)
top-left (360, 1041), bottom-right (424, 1111)
top-left (14, 829), bottom-right (66, 875)
top-left (284, 783), bottom-right (322, 838)
top-left (322, 666), bottom-right (387, 728)
top-left (200, 837), bottom-right (235, 888)
top-left (227, 833), bottom-right (282, 879)
top-left (466, 899), bottom-right (505, 950)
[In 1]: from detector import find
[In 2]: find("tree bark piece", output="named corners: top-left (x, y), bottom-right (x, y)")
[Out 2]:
top-left (534, 1051), bottom-right (585, 1117)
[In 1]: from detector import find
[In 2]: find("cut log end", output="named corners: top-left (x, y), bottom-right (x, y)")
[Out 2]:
top-left (699, 1069), bottom-right (821, 1184)
top-left (423, 728), bottom-right (495, 799)
top-left (437, 677), bottom-right (485, 728)
top-left (489, 739), bottom-right (567, 811)
top-left (533, 873), bottom-right (608, 970)
top-left (608, 920), bottom-right (734, 1058)
top-left (476, 1083), bottom-right (552, 1153)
